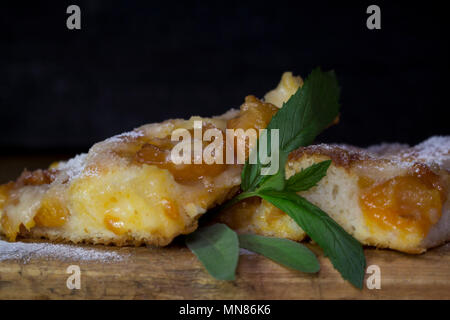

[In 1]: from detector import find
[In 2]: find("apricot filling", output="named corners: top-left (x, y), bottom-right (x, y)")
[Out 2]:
top-left (161, 198), bottom-right (181, 222)
top-left (135, 134), bottom-right (229, 183)
top-left (227, 96), bottom-right (279, 132)
top-left (34, 197), bottom-right (69, 228)
top-left (104, 214), bottom-right (126, 235)
top-left (135, 97), bottom-right (278, 184)
top-left (359, 165), bottom-right (445, 237)
top-left (227, 96), bottom-right (279, 160)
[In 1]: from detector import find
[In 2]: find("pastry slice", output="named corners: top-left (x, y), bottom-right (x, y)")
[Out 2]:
top-left (0, 71), bottom-right (310, 246)
top-left (219, 137), bottom-right (450, 253)
top-left (0, 113), bottom-right (233, 245)
top-left (0, 91), bottom-right (283, 246)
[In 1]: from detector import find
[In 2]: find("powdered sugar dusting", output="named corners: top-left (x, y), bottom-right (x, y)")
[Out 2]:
top-left (56, 153), bottom-right (88, 180)
top-left (407, 136), bottom-right (450, 167)
top-left (55, 130), bottom-right (145, 181)
top-left (298, 136), bottom-right (449, 172)
top-left (367, 136), bottom-right (450, 169)
top-left (104, 130), bottom-right (144, 144)
top-left (367, 142), bottom-right (410, 156)
top-left (0, 240), bottom-right (129, 263)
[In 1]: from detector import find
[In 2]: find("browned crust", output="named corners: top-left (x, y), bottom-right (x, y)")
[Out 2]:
top-left (289, 144), bottom-right (370, 168)
top-left (17, 169), bottom-right (58, 186)
top-left (288, 141), bottom-right (450, 253)
top-left (289, 141), bottom-right (450, 175)
top-left (18, 221), bottom-right (199, 247)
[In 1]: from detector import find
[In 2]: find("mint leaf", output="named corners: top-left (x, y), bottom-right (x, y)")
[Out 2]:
top-left (241, 68), bottom-right (340, 192)
top-left (267, 68), bottom-right (340, 152)
top-left (241, 145), bottom-right (265, 192)
top-left (285, 160), bottom-right (332, 192)
top-left (254, 149), bottom-right (288, 193)
top-left (239, 234), bottom-right (320, 273)
top-left (192, 69), bottom-right (366, 288)
top-left (186, 224), bottom-right (239, 281)
top-left (257, 190), bottom-right (366, 289)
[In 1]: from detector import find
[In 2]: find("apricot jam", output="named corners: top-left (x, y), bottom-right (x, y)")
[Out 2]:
top-left (34, 197), bottom-right (69, 228)
top-left (17, 169), bottom-right (56, 186)
top-left (359, 165), bottom-right (445, 237)
top-left (226, 96), bottom-right (278, 160)
top-left (161, 198), bottom-right (182, 222)
top-left (135, 134), bottom-right (228, 183)
top-left (104, 214), bottom-right (126, 235)
top-left (135, 97), bottom-right (278, 184)
top-left (227, 96), bottom-right (278, 132)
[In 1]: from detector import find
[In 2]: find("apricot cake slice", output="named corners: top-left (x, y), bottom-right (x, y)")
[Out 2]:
top-left (0, 71), bottom-right (299, 246)
top-left (219, 137), bottom-right (450, 253)
top-left (0, 103), bottom-right (282, 246)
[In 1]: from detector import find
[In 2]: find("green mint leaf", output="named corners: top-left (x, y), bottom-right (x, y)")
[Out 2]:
top-left (186, 223), bottom-right (239, 281)
top-left (257, 190), bottom-right (366, 289)
top-left (285, 160), bottom-right (332, 192)
top-left (254, 150), bottom-right (288, 193)
top-left (241, 147), bottom-right (264, 192)
top-left (241, 68), bottom-right (340, 192)
top-left (266, 68), bottom-right (340, 152)
top-left (239, 234), bottom-right (320, 273)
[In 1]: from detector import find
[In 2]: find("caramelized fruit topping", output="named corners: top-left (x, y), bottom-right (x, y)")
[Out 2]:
top-left (17, 169), bottom-right (57, 186)
top-left (135, 133), bottom-right (228, 183)
top-left (227, 95), bottom-right (278, 132)
top-left (359, 164), bottom-right (445, 236)
top-left (135, 96), bottom-right (278, 184)
top-left (226, 95), bottom-right (278, 160)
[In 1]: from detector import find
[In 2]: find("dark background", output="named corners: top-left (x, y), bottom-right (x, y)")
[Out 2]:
top-left (1, 1), bottom-right (449, 156)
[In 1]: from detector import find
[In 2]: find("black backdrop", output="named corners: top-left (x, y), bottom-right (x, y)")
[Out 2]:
top-left (1, 1), bottom-right (449, 154)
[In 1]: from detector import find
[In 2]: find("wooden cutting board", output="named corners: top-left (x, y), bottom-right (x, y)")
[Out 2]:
top-left (0, 156), bottom-right (449, 299)
top-left (0, 240), bottom-right (449, 300)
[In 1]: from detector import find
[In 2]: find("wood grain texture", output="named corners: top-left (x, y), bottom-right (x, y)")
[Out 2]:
top-left (0, 241), bottom-right (449, 300)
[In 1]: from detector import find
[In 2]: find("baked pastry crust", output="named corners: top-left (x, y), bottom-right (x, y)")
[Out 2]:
top-left (219, 137), bottom-right (450, 253)
top-left (0, 84), bottom-right (282, 246)
top-left (0, 72), bottom-right (296, 246)
top-left (0, 112), bottom-right (244, 246)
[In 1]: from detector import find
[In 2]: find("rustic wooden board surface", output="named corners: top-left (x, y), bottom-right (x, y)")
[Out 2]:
top-left (0, 241), bottom-right (449, 300)
top-left (0, 156), bottom-right (449, 300)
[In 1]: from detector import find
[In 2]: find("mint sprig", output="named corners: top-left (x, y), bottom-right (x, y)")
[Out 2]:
top-left (257, 191), bottom-right (365, 288)
top-left (186, 224), bottom-right (239, 281)
top-left (285, 160), bottom-right (331, 192)
top-left (186, 68), bottom-right (366, 289)
top-left (186, 225), bottom-right (320, 278)
top-left (239, 234), bottom-right (320, 273)
top-left (241, 68), bottom-right (340, 193)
